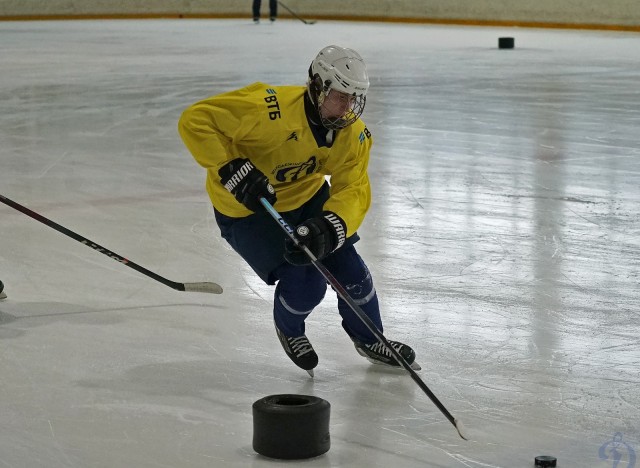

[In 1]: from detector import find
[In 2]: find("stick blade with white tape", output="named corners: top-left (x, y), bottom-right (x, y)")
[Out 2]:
top-left (182, 282), bottom-right (223, 294)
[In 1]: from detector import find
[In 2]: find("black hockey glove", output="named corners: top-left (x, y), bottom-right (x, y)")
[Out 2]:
top-left (284, 211), bottom-right (347, 265)
top-left (218, 158), bottom-right (276, 212)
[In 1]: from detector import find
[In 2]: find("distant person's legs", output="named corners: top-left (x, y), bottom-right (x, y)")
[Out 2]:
top-left (252, 0), bottom-right (261, 22)
top-left (269, 0), bottom-right (277, 21)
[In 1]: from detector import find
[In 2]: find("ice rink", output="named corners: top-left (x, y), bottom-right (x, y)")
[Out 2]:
top-left (1, 17), bottom-right (639, 467)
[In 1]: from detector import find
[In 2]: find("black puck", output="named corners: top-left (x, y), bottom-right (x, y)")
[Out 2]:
top-left (498, 37), bottom-right (515, 49)
top-left (535, 455), bottom-right (557, 467)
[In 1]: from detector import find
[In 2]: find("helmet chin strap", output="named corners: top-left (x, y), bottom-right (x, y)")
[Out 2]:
top-left (304, 92), bottom-right (336, 146)
top-left (326, 128), bottom-right (335, 144)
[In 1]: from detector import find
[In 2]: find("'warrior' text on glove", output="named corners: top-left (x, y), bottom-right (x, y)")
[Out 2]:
top-left (218, 158), bottom-right (276, 212)
top-left (284, 211), bottom-right (346, 265)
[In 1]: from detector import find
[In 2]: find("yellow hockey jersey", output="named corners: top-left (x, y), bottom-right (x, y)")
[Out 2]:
top-left (178, 82), bottom-right (373, 237)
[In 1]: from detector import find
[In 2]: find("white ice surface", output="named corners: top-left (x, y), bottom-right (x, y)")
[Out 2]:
top-left (1, 19), bottom-right (639, 468)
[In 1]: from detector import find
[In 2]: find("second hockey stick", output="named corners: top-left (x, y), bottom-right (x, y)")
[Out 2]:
top-left (277, 1), bottom-right (316, 24)
top-left (260, 197), bottom-right (467, 440)
top-left (0, 194), bottom-right (223, 294)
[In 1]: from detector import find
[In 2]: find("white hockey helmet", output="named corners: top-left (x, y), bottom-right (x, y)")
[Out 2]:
top-left (307, 45), bottom-right (369, 129)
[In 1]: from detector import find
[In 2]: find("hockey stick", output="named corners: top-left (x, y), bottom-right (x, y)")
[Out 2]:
top-left (0, 194), bottom-right (223, 294)
top-left (260, 198), bottom-right (467, 440)
top-left (277, 1), bottom-right (316, 24)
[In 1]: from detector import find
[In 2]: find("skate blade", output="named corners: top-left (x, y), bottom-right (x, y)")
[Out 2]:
top-left (359, 352), bottom-right (422, 371)
top-left (306, 369), bottom-right (314, 378)
top-left (370, 358), bottom-right (421, 371)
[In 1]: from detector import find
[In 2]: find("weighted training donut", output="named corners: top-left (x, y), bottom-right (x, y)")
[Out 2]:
top-left (252, 394), bottom-right (331, 459)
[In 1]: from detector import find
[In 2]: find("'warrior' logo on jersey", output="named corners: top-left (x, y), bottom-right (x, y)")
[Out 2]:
top-left (275, 156), bottom-right (317, 182)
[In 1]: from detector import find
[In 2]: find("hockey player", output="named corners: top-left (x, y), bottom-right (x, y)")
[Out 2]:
top-left (179, 45), bottom-right (418, 375)
top-left (0, 280), bottom-right (6, 300)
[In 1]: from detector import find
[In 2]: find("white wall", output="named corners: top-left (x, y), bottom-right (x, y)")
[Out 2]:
top-left (1, 0), bottom-right (640, 27)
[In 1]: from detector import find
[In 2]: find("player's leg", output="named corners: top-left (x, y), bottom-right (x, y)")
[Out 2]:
top-left (323, 245), bottom-right (382, 340)
top-left (323, 246), bottom-right (418, 368)
top-left (212, 184), bottom-right (332, 373)
top-left (215, 209), bottom-right (321, 372)
top-left (271, 263), bottom-right (326, 371)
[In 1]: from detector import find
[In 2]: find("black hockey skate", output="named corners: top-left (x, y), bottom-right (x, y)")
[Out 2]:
top-left (275, 324), bottom-right (318, 377)
top-left (354, 339), bottom-right (421, 371)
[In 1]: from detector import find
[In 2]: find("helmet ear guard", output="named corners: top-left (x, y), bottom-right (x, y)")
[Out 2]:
top-left (307, 69), bottom-right (324, 106)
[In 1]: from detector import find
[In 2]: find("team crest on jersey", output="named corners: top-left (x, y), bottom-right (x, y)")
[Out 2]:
top-left (274, 156), bottom-right (317, 182)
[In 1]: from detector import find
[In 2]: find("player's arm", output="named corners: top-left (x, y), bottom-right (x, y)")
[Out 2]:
top-left (178, 91), bottom-right (257, 170)
top-left (178, 87), bottom-right (276, 212)
top-left (322, 128), bottom-right (373, 237)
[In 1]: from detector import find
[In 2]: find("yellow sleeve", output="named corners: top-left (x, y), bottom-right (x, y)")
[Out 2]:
top-left (177, 84), bottom-right (262, 171)
top-left (323, 126), bottom-right (373, 237)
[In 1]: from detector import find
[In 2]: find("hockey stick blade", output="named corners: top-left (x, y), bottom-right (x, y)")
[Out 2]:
top-left (182, 282), bottom-right (224, 294)
top-left (454, 418), bottom-right (469, 440)
top-left (260, 197), bottom-right (467, 440)
top-left (0, 194), bottom-right (223, 295)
